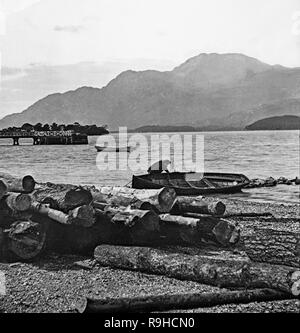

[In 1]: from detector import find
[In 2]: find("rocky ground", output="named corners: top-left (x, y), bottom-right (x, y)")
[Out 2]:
top-left (0, 197), bottom-right (299, 313)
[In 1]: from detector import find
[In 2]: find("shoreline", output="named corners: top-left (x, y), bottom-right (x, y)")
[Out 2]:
top-left (1, 196), bottom-right (299, 313)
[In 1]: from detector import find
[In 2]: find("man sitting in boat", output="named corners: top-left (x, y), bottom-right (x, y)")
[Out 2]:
top-left (148, 160), bottom-right (171, 175)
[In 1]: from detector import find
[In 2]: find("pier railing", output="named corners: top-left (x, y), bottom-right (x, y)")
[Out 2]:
top-left (0, 130), bottom-right (88, 145)
top-left (0, 130), bottom-right (74, 138)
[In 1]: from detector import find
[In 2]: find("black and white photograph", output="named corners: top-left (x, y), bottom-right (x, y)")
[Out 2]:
top-left (0, 0), bottom-right (299, 316)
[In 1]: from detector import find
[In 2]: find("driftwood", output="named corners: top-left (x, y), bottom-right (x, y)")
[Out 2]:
top-left (94, 245), bottom-right (300, 296)
top-left (172, 197), bottom-right (226, 216)
top-left (159, 214), bottom-right (240, 247)
top-left (32, 183), bottom-right (93, 213)
top-left (77, 288), bottom-right (294, 313)
top-left (0, 173), bottom-right (35, 193)
top-left (31, 202), bottom-right (96, 228)
top-left (0, 181), bottom-right (8, 200)
top-left (89, 186), bottom-right (177, 213)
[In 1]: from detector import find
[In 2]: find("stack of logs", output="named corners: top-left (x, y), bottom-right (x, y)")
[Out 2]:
top-left (0, 172), bottom-right (299, 312)
top-left (0, 174), bottom-right (240, 260)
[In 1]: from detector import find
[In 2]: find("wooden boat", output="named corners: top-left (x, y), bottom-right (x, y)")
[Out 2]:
top-left (132, 172), bottom-right (250, 195)
top-left (95, 146), bottom-right (132, 153)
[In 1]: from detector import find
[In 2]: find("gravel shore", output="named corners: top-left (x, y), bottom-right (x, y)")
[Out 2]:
top-left (0, 197), bottom-right (299, 313)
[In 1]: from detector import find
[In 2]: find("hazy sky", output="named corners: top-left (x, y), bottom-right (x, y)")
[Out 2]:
top-left (0, 0), bottom-right (300, 117)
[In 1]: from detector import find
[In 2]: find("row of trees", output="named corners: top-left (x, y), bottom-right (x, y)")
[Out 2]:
top-left (2, 122), bottom-right (109, 136)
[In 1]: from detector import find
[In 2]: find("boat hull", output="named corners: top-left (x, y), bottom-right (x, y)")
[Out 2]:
top-left (132, 172), bottom-right (250, 195)
top-left (95, 146), bottom-right (131, 153)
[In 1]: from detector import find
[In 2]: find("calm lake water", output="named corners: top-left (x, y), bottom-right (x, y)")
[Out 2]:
top-left (0, 130), bottom-right (299, 204)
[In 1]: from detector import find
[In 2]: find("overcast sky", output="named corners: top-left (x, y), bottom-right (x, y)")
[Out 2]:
top-left (0, 0), bottom-right (300, 118)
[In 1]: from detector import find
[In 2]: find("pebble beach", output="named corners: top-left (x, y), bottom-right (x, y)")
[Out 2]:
top-left (1, 196), bottom-right (299, 313)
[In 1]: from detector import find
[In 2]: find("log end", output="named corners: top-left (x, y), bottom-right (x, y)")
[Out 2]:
top-left (291, 281), bottom-right (300, 297)
top-left (14, 194), bottom-right (32, 212)
top-left (65, 188), bottom-right (93, 209)
top-left (7, 220), bottom-right (46, 261)
top-left (158, 187), bottom-right (177, 213)
top-left (291, 271), bottom-right (300, 297)
top-left (213, 202), bottom-right (226, 216)
top-left (69, 205), bottom-right (96, 228)
top-left (76, 297), bottom-right (89, 314)
top-left (23, 175), bottom-right (36, 193)
top-left (213, 220), bottom-right (240, 247)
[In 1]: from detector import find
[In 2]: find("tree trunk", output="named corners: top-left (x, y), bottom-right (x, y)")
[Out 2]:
top-left (94, 245), bottom-right (300, 296)
top-left (0, 181), bottom-right (8, 200)
top-left (159, 214), bottom-right (240, 247)
top-left (233, 217), bottom-right (300, 268)
top-left (0, 173), bottom-right (35, 193)
top-left (6, 220), bottom-right (47, 261)
top-left (88, 186), bottom-right (177, 213)
top-left (101, 206), bottom-right (160, 245)
top-left (31, 202), bottom-right (96, 228)
top-left (172, 197), bottom-right (226, 216)
top-left (242, 228), bottom-right (300, 268)
top-left (0, 194), bottom-right (33, 229)
top-left (3, 193), bottom-right (32, 212)
top-left (68, 205), bottom-right (96, 228)
top-left (77, 288), bottom-right (294, 313)
top-left (32, 182), bottom-right (93, 212)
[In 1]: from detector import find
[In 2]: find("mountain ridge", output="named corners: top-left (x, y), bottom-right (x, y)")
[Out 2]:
top-left (1, 53), bottom-right (300, 130)
top-left (246, 115), bottom-right (300, 130)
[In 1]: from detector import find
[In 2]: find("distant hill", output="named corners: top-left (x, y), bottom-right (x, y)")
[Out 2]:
top-left (1, 53), bottom-right (300, 130)
top-left (132, 125), bottom-right (239, 132)
top-left (246, 115), bottom-right (300, 130)
top-left (132, 125), bottom-right (198, 133)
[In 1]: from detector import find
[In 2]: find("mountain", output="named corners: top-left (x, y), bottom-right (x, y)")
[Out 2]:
top-left (1, 53), bottom-right (300, 130)
top-left (246, 115), bottom-right (300, 131)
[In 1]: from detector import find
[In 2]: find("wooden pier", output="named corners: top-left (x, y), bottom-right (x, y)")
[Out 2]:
top-left (0, 130), bottom-right (88, 145)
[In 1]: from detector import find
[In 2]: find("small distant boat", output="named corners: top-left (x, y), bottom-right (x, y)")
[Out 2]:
top-left (132, 171), bottom-right (250, 195)
top-left (95, 145), bottom-right (132, 153)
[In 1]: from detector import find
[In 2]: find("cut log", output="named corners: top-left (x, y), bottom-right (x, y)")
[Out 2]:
top-left (94, 245), bottom-right (300, 296)
top-left (103, 206), bottom-right (160, 245)
top-left (0, 173), bottom-right (35, 193)
top-left (6, 220), bottom-right (47, 261)
top-left (234, 218), bottom-right (300, 268)
top-left (68, 205), bottom-right (96, 228)
top-left (3, 193), bottom-right (32, 212)
top-left (42, 212), bottom-right (123, 255)
top-left (31, 202), bottom-right (69, 224)
top-left (223, 213), bottom-right (274, 219)
top-left (0, 193), bottom-right (33, 229)
top-left (172, 197), bottom-right (226, 216)
top-left (31, 202), bottom-right (96, 228)
top-left (242, 227), bottom-right (300, 268)
top-left (159, 214), bottom-right (240, 247)
top-left (0, 180), bottom-right (8, 200)
top-left (88, 186), bottom-right (177, 213)
top-left (77, 288), bottom-right (294, 313)
top-left (32, 183), bottom-right (93, 212)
